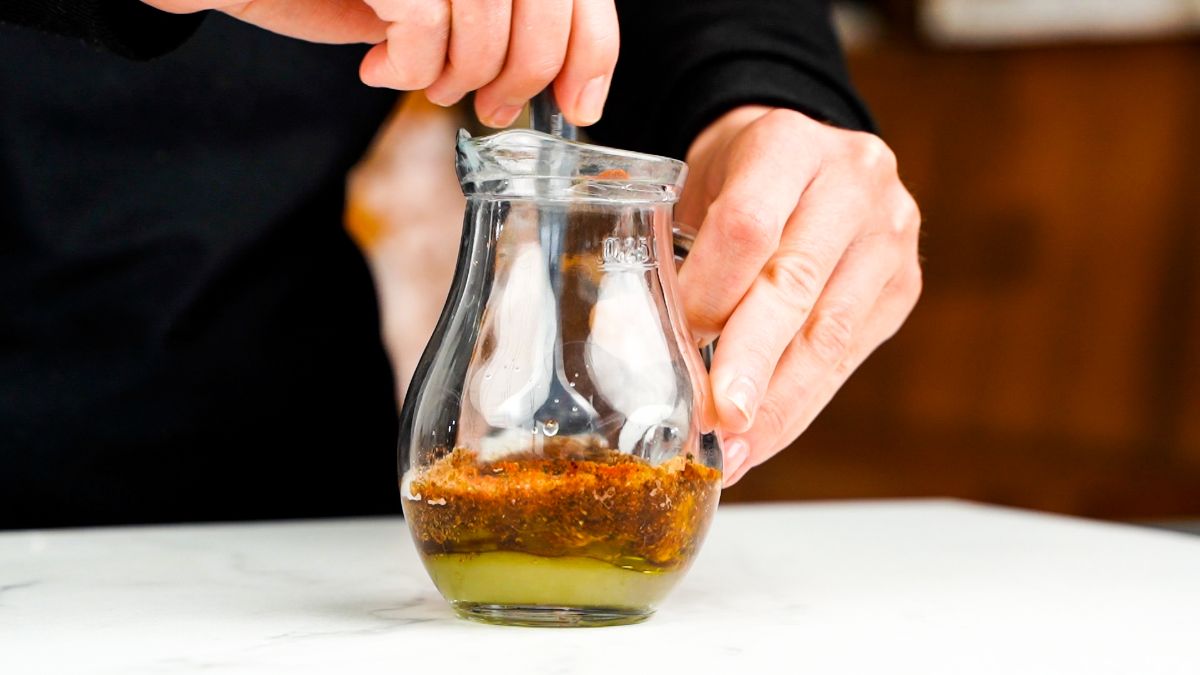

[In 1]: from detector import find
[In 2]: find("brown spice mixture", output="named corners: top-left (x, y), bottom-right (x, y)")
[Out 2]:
top-left (403, 442), bottom-right (721, 568)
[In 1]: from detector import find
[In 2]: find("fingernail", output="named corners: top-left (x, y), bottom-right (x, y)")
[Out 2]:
top-left (575, 76), bottom-right (608, 126)
top-left (726, 376), bottom-right (758, 426)
top-left (723, 439), bottom-right (748, 484)
top-left (485, 104), bottom-right (523, 128)
top-left (425, 87), bottom-right (461, 107)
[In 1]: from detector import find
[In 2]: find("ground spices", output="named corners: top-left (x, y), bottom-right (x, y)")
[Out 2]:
top-left (403, 440), bottom-right (721, 570)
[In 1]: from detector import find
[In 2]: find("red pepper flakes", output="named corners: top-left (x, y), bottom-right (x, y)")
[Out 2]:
top-left (593, 168), bottom-right (632, 181)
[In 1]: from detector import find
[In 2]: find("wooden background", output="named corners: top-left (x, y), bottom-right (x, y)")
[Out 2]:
top-left (725, 32), bottom-right (1200, 519)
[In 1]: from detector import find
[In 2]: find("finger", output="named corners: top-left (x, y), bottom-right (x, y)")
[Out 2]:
top-left (722, 445), bottom-right (755, 488)
top-left (676, 112), bottom-right (822, 342)
top-left (360, 0), bottom-right (451, 90)
top-left (720, 304), bottom-right (893, 490)
top-left (424, 0), bottom-right (513, 106)
top-left (726, 234), bottom-right (902, 456)
top-left (727, 254), bottom-right (922, 485)
top-left (720, 434), bottom-right (750, 487)
top-left (474, 0), bottom-right (573, 127)
top-left (221, 0), bottom-right (388, 43)
top-left (551, 0), bottom-right (619, 126)
top-left (707, 174), bottom-right (868, 433)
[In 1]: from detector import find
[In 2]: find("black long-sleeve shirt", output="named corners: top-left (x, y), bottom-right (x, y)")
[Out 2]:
top-left (0, 1), bottom-right (871, 529)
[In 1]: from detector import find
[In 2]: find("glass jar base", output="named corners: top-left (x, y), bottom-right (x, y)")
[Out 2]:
top-left (423, 550), bottom-right (681, 608)
top-left (451, 602), bottom-right (653, 627)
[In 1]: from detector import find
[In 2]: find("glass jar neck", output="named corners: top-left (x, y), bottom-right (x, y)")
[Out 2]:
top-left (456, 129), bottom-right (687, 204)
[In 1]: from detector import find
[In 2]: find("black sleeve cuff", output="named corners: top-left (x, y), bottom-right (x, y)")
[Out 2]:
top-left (589, 0), bottom-right (876, 160)
top-left (0, 1), bottom-right (205, 60)
top-left (662, 57), bottom-right (877, 160)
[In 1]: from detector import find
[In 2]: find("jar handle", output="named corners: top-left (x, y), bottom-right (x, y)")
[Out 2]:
top-left (671, 224), bottom-right (715, 371)
top-left (672, 223), bottom-right (724, 468)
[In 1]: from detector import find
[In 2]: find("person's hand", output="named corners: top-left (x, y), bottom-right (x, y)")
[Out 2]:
top-left (143, 0), bottom-right (618, 127)
top-left (677, 106), bottom-right (922, 487)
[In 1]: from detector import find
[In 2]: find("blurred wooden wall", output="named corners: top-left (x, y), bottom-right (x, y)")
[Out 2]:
top-left (724, 38), bottom-right (1200, 519)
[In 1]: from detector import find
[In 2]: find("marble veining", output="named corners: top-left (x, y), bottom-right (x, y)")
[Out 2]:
top-left (2, 500), bottom-right (1199, 674)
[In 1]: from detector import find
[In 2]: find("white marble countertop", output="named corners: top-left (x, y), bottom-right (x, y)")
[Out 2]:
top-left (3, 500), bottom-right (1198, 674)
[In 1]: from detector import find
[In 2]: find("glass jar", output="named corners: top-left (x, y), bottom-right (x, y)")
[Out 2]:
top-left (398, 129), bottom-right (721, 627)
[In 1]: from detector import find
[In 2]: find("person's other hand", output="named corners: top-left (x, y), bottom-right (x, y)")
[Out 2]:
top-left (144, 0), bottom-right (618, 127)
top-left (677, 106), bottom-right (922, 487)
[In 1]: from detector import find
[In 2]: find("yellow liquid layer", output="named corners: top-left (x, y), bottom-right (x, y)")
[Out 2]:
top-left (423, 551), bottom-right (682, 609)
